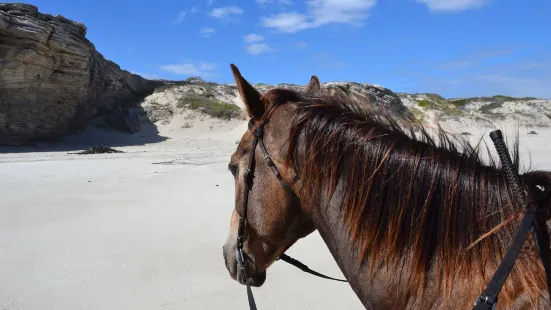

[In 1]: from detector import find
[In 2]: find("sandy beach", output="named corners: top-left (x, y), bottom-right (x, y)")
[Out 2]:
top-left (1, 117), bottom-right (550, 310)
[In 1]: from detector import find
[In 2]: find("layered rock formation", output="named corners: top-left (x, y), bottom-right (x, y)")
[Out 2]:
top-left (0, 3), bottom-right (162, 145)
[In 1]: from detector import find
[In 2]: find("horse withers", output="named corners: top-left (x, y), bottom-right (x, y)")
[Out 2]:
top-left (222, 64), bottom-right (551, 309)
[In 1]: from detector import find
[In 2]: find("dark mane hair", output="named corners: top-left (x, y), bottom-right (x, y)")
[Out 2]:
top-left (260, 89), bottom-right (548, 307)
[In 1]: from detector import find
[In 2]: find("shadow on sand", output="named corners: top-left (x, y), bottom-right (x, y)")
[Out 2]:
top-left (0, 123), bottom-right (170, 154)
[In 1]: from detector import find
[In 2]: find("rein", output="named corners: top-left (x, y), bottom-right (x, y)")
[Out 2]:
top-left (234, 114), bottom-right (551, 309)
top-left (236, 118), bottom-right (347, 310)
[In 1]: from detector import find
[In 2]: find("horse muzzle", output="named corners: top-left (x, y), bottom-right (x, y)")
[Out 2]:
top-left (223, 245), bottom-right (266, 287)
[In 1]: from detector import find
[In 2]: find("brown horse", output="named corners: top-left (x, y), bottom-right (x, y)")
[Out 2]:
top-left (222, 64), bottom-right (551, 309)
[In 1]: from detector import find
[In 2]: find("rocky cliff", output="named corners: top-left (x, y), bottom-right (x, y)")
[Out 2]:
top-left (0, 3), bottom-right (162, 145)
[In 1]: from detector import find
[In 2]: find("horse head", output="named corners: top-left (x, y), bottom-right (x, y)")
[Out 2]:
top-left (222, 64), bottom-right (321, 287)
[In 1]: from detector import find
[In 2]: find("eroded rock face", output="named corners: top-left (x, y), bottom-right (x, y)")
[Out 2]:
top-left (0, 3), bottom-right (162, 145)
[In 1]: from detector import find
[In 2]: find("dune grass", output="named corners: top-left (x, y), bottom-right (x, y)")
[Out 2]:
top-left (178, 94), bottom-right (241, 120)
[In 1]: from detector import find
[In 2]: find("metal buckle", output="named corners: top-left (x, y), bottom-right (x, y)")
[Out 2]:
top-left (474, 295), bottom-right (497, 310)
top-left (236, 248), bottom-right (246, 266)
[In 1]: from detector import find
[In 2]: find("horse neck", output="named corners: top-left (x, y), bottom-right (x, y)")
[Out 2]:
top-left (298, 166), bottom-right (548, 310)
top-left (304, 176), bottom-right (477, 309)
top-left (302, 178), bottom-right (401, 309)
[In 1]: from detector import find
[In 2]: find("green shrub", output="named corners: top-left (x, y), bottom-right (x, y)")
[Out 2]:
top-left (178, 94), bottom-right (241, 120)
top-left (450, 95), bottom-right (535, 108)
top-left (203, 87), bottom-right (215, 98)
top-left (449, 98), bottom-right (472, 107)
top-left (418, 99), bottom-right (463, 116)
top-left (492, 95), bottom-right (515, 101)
top-left (424, 93), bottom-right (446, 103)
top-left (444, 105), bottom-right (463, 116)
top-left (480, 102), bottom-right (502, 114)
top-left (176, 97), bottom-right (187, 109)
top-left (417, 100), bottom-right (433, 108)
top-left (412, 108), bottom-right (426, 122)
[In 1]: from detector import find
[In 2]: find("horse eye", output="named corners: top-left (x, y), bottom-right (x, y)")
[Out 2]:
top-left (228, 164), bottom-right (238, 176)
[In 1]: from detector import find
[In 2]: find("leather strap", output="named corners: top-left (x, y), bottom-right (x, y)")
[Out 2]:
top-left (278, 254), bottom-right (347, 282)
top-left (473, 206), bottom-right (537, 310)
top-left (247, 284), bottom-right (258, 310)
top-left (258, 137), bottom-right (295, 196)
top-left (245, 254), bottom-right (347, 310)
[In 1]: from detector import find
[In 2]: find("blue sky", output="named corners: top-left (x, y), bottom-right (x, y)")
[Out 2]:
top-left (18, 0), bottom-right (551, 98)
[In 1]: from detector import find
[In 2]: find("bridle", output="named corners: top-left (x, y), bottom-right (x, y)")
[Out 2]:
top-left (235, 117), bottom-right (347, 310)
top-left (233, 114), bottom-right (551, 310)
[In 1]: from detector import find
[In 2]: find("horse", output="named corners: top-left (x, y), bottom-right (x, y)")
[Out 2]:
top-left (222, 64), bottom-right (551, 309)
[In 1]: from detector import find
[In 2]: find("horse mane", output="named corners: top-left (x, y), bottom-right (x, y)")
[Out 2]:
top-left (261, 89), bottom-right (547, 307)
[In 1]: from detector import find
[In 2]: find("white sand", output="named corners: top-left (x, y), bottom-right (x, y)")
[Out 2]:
top-left (1, 116), bottom-right (550, 310)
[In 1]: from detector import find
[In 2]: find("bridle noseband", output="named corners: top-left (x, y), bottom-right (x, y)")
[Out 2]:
top-left (235, 117), bottom-right (346, 310)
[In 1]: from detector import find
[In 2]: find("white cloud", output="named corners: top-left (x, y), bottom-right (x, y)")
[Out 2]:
top-left (261, 0), bottom-right (376, 33)
top-left (160, 61), bottom-right (217, 77)
top-left (246, 43), bottom-right (273, 55)
top-left (209, 6), bottom-right (244, 19)
top-left (174, 11), bottom-right (186, 24)
top-left (241, 33), bottom-right (272, 55)
top-left (310, 0), bottom-right (376, 25)
top-left (261, 12), bottom-right (311, 33)
top-left (200, 27), bottom-right (216, 37)
top-left (416, 0), bottom-right (489, 12)
top-left (243, 33), bottom-right (264, 43)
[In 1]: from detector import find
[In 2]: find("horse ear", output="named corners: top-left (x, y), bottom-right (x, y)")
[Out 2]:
top-left (305, 75), bottom-right (321, 94)
top-left (230, 64), bottom-right (264, 118)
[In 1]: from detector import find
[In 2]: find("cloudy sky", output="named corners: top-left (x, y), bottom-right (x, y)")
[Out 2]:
top-left (23, 0), bottom-right (551, 98)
